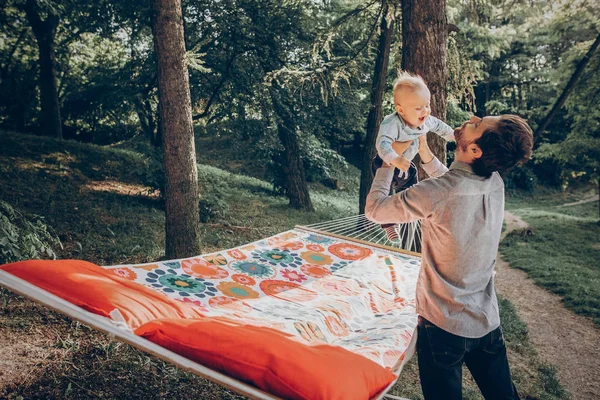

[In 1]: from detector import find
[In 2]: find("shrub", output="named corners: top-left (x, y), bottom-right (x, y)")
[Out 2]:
top-left (136, 148), bottom-right (165, 196)
top-left (446, 100), bottom-right (472, 128)
top-left (504, 165), bottom-right (537, 193)
top-left (0, 201), bottom-right (62, 264)
top-left (258, 131), bottom-right (349, 194)
top-left (198, 190), bottom-right (229, 223)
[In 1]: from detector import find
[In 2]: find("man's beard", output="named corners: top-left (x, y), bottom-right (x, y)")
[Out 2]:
top-left (454, 124), bottom-right (469, 152)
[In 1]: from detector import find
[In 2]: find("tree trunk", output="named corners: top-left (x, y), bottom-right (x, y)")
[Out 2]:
top-left (359, 2), bottom-right (395, 214)
top-left (23, 0), bottom-right (62, 139)
top-left (152, 0), bottom-right (201, 258)
top-left (270, 87), bottom-right (314, 211)
top-left (401, 0), bottom-right (449, 169)
top-left (534, 33), bottom-right (600, 142)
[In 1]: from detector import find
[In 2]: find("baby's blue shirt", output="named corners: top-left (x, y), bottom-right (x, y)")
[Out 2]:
top-left (376, 112), bottom-right (454, 163)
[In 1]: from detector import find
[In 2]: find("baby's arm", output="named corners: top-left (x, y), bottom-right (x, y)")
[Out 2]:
top-left (428, 116), bottom-right (455, 141)
top-left (376, 117), bottom-right (412, 174)
top-left (376, 134), bottom-right (401, 165)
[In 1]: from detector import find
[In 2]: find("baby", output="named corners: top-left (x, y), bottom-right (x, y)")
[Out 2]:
top-left (374, 71), bottom-right (455, 243)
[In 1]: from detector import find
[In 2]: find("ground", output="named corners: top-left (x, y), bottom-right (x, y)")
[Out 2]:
top-left (497, 200), bottom-right (600, 400)
top-left (0, 131), bottom-right (598, 399)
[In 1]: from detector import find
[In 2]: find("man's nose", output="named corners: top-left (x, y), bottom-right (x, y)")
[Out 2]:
top-left (469, 115), bottom-right (481, 124)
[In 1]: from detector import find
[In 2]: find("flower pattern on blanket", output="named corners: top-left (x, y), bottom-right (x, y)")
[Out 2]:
top-left (105, 229), bottom-right (419, 370)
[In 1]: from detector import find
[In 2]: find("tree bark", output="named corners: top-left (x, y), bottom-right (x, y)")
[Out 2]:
top-left (152, 0), bottom-right (201, 258)
top-left (23, 0), bottom-right (63, 139)
top-left (359, 2), bottom-right (395, 215)
top-left (270, 87), bottom-right (314, 211)
top-left (534, 32), bottom-right (600, 142)
top-left (401, 0), bottom-right (449, 169)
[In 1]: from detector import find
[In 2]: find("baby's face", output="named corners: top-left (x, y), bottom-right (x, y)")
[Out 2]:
top-left (395, 86), bottom-right (431, 128)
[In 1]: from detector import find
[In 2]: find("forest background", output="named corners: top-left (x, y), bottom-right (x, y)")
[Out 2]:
top-left (0, 0), bottom-right (599, 398)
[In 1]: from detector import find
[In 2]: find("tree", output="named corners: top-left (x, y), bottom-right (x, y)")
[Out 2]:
top-left (22, 0), bottom-right (62, 139)
top-left (270, 85), bottom-right (314, 211)
top-left (152, 0), bottom-right (201, 258)
top-left (534, 33), bottom-right (600, 142)
top-left (402, 0), bottom-right (450, 167)
top-left (358, 1), bottom-right (395, 214)
top-left (242, 0), bottom-right (315, 211)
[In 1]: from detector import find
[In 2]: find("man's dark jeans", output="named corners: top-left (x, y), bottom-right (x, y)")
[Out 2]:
top-left (417, 316), bottom-right (520, 400)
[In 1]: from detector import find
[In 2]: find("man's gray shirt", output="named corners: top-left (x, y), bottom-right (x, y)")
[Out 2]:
top-left (365, 158), bottom-right (503, 338)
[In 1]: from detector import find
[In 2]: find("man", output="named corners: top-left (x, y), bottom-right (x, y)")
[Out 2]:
top-left (365, 115), bottom-right (533, 399)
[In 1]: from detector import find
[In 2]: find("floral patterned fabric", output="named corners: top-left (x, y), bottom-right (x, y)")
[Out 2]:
top-left (104, 228), bottom-right (420, 370)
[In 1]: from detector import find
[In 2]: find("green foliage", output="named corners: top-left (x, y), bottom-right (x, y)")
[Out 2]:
top-left (504, 166), bottom-right (538, 193)
top-left (0, 200), bottom-right (62, 264)
top-left (136, 147), bottom-right (165, 196)
top-left (299, 132), bottom-right (350, 183)
top-left (257, 130), bottom-right (350, 194)
top-left (535, 134), bottom-right (600, 187)
top-left (446, 100), bottom-right (472, 128)
top-left (198, 190), bottom-right (229, 223)
top-left (447, 0), bottom-right (600, 191)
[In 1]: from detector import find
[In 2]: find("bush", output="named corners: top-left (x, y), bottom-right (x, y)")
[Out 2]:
top-left (531, 158), bottom-right (564, 187)
top-left (136, 148), bottom-right (165, 196)
top-left (0, 200), bottom-right (62, 264)
top-left (504, 165), bottom-right (538, 193)
top-left (446, 100), bottom-right (472, 128)
top-left (258, 131), bottom-right (349, 194)
top-left (198, 190), bottom-right (229, 223)
top-left (299, 133), bottom-right (349, 183)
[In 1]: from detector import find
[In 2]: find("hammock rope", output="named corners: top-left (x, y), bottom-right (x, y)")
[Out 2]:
top-left (299, 214), bottom-right (422, 254)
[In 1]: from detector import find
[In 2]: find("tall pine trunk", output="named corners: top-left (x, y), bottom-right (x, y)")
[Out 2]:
top-left (359, 2), bottom-right (395, 214)
top-left (401, 0), bottom-right (449, 167)
top-left (152, 0), bottom-right (201, 258)
top-left (23, 0), bottom-right (62, 139)
top-left (270, 87), bottom-right (314, 211)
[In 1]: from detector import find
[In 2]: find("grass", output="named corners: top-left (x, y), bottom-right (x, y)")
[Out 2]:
top-left (502, 191), bottom-right (600, 326)
top-left (0, 130), bottom-right (570, 399)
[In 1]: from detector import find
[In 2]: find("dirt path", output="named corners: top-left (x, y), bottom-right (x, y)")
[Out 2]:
top-left (561, 194), bottom-right (599, 207)
top-left (495, 211), bottom-right (600, 400)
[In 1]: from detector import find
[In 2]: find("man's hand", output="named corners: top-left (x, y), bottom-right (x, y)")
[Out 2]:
top-left (418, 136), bottom-right (434, 164)
top-left (391, 156), bottom-right (411, 178)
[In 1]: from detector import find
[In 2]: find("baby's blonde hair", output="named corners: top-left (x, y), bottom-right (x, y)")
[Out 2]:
top-left (392, 71), bottom-right (427, 101)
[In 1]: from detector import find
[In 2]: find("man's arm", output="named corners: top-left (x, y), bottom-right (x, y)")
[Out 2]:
top-left (365, 166), bottom-right (437, 224)
top-left (418, 135), bottom-right (448, 178)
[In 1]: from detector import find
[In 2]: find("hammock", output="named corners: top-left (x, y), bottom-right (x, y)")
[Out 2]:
top-left (0, 216), bottom-right (422, 400)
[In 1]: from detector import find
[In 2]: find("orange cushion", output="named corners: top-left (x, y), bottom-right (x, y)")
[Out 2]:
top-left (135, 318), bottom-right (396, 400)
top-left (0, 260), bottom-right (204, 328)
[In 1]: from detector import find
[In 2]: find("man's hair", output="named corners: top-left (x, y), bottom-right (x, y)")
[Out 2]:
top-left (393, 71), bottom-right (427, 100)
top-left (472, 115), bottom-right (534, 178)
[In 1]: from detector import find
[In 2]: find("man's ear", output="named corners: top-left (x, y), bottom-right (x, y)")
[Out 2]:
top-left (468, 143), bottom-right (483, 160)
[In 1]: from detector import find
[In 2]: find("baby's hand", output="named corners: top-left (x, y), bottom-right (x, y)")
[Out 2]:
top-left (391, 156), bottom-right (410, 178)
